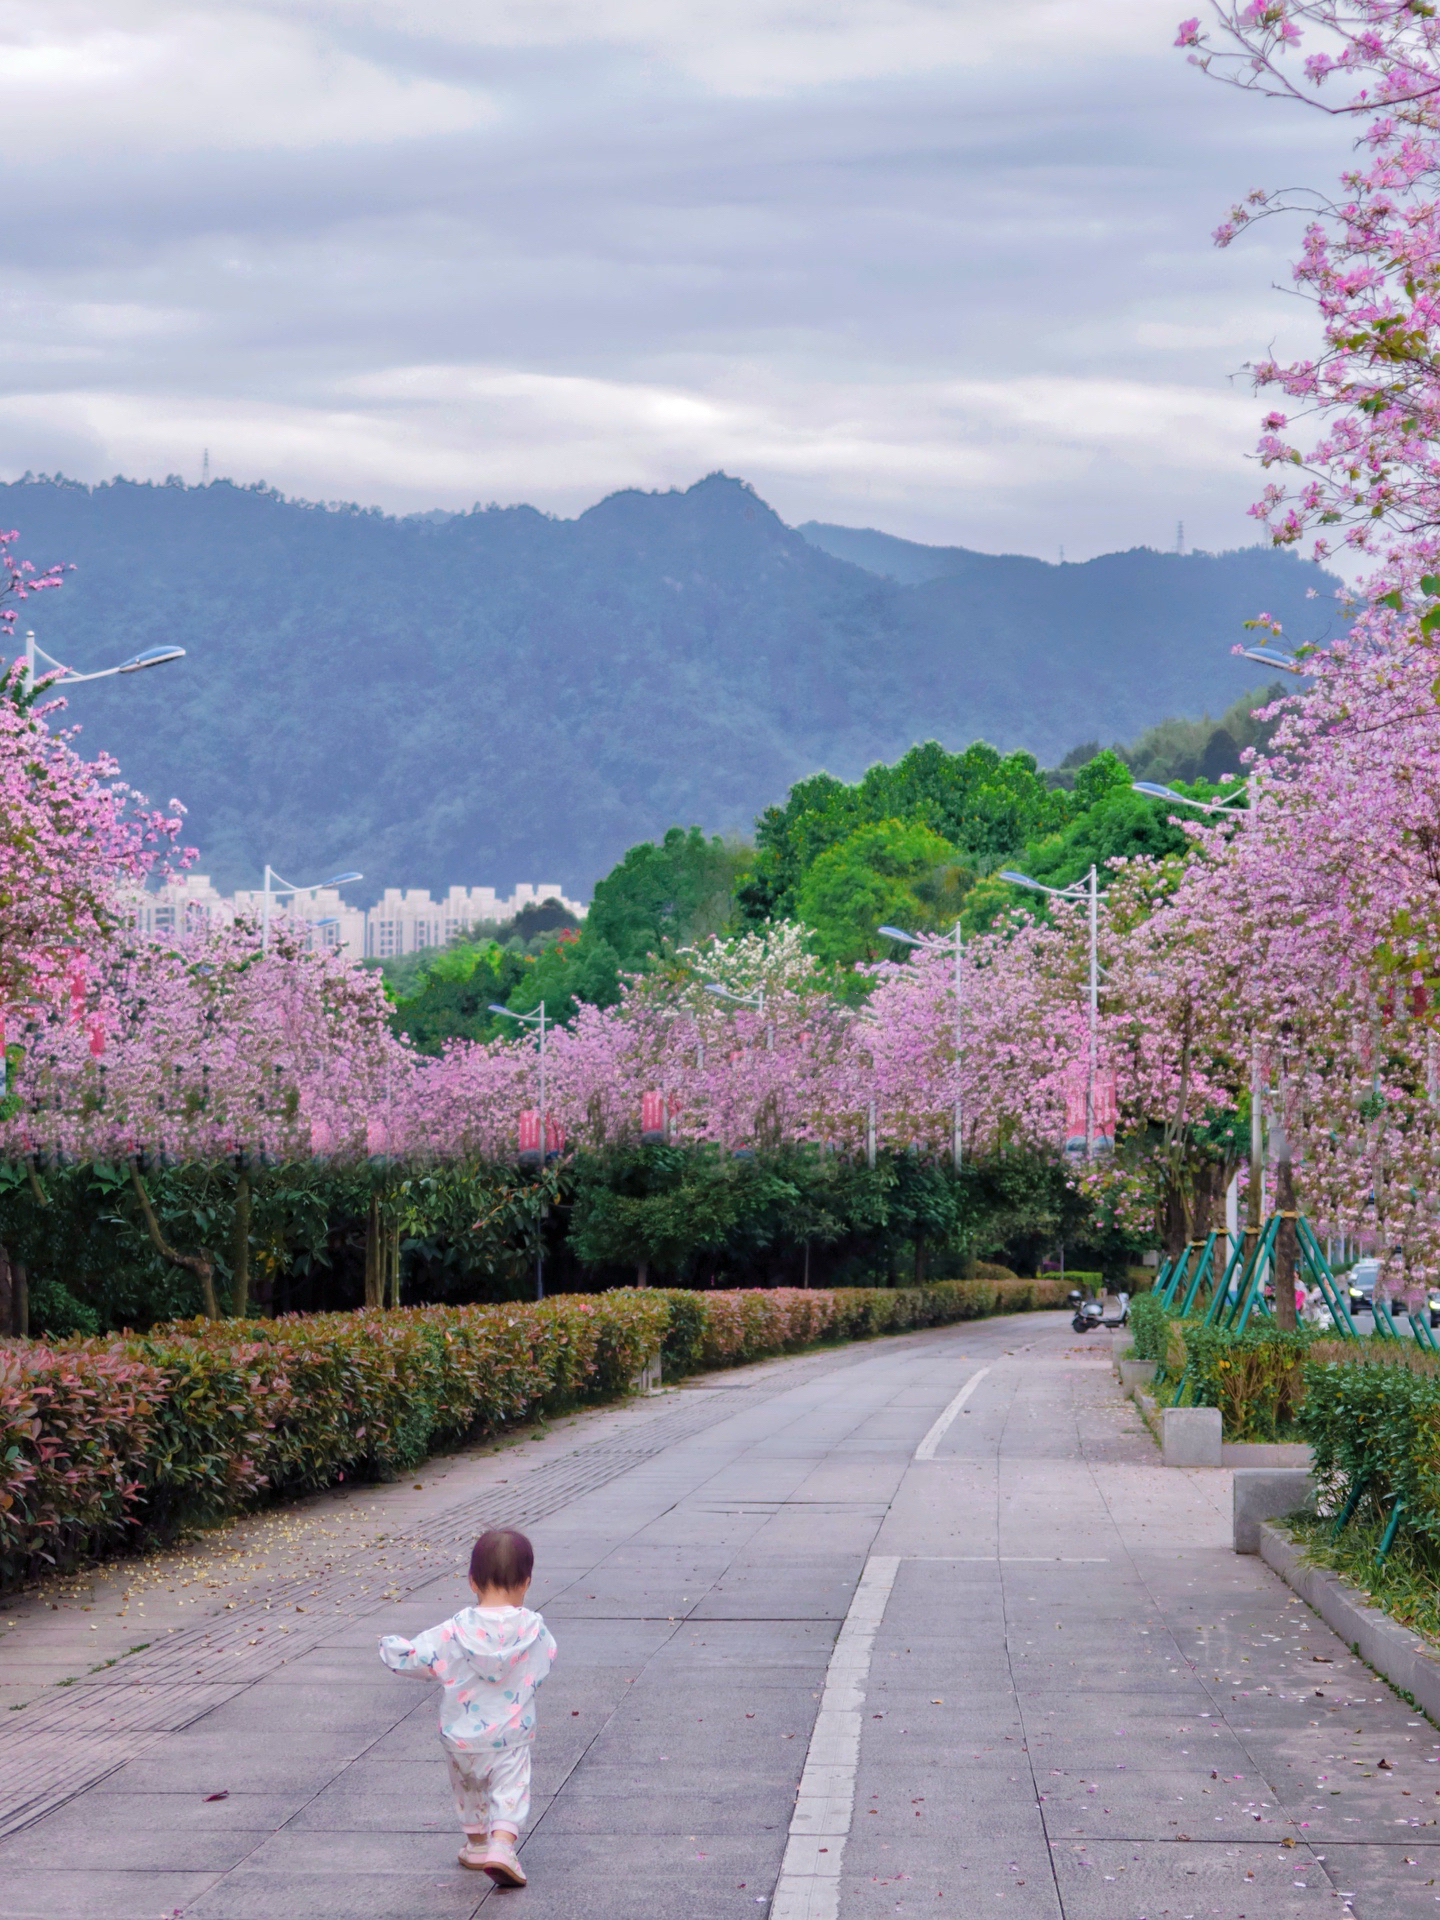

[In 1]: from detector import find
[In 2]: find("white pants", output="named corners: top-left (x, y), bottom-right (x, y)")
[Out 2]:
top-left (445, 1741), bottom-right (532, 1837)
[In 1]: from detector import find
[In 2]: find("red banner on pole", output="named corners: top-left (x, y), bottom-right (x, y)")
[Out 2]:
top-left (519, 1111), bottom-right (565, 1159)
top-left (1062, 1065), bottom-right (1116, 1157)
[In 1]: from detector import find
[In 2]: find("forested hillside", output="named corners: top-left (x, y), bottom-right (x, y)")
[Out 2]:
top-left (0, 471), bottom-right (1339, 898)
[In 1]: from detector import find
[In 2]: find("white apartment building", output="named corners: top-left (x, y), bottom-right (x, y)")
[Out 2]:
top-left (364, 884), bottom-right (583, 959)
top-left (131, 876), bottom-right (586, 961)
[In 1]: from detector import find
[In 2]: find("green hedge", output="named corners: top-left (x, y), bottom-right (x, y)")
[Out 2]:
top-left (0, 1277), bottom-right (1065, 1590)
top-left (1127, 1291), bottom-right (1171, 1362)
top-left (1300, 1345), bottom-right (1440, 1547)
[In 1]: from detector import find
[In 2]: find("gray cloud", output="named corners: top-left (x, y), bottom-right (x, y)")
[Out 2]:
top-left (0, 0), bottom-right (1356, 555)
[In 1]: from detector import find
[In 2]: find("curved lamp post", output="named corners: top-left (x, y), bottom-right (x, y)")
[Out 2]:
top-left (261, 867), bottom-right (362, 953)
top-left (999, 864), bottom-right (1101, 1160)
top-left (878, 921), bottom-right (964, 1168)
top-left (24, 630), bottom-right (185, 687)
top-left (491, 1002), bottom-right (549, 1300)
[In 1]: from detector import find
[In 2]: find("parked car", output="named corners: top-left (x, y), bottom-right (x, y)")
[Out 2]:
top-left (1346, 1258), bottom-right (1379, 1316)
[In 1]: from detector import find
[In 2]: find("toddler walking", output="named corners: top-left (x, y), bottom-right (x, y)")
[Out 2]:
top-left (380, 1527), bottom-right (556, 1886)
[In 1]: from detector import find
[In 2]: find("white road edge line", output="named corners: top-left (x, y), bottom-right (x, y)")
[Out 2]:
top-left (913, 1366), bottom-right (990, 1461)
top-left (769, 1553), bottom-right (900, 1920)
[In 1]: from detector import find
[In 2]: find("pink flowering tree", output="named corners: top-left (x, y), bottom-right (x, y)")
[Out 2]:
top-left (0, 536), bottom-right (185, 1021)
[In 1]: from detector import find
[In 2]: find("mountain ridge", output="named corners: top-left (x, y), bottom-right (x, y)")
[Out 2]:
top-left (0, 471), bottom-right (1338, 900)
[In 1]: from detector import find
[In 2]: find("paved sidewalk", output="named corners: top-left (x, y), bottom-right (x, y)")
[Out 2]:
top-left (0, 1312), bottom-right (1433, 1919)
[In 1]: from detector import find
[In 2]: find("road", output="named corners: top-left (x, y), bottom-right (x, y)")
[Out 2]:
top-left (0, 1309), bottom-right (1434, 1919)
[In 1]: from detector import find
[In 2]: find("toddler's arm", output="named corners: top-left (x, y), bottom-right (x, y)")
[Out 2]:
top-left (378, 1624), bottom-right (445, 1676)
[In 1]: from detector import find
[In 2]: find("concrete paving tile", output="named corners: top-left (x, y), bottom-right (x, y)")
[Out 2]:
top-left (688, 1564), bottom-right (860, 1620)
top-left (1317, 1843), bottom-right (1440, 1913)
top-left (504, 1617), bottom-right (675, 1665)
top-left (5, 1318), bottom-right (1433, 1920)
top-left (0, 1821), bottom-right (267, 1872)
top-left (0, 1869), bottom-right (223, 1919)
top-left (233, 1828), bottom-right (502, 1872)
top-left (1038, 1765), bottom-right (1299, 1842)
top-left (645, 1622), bottom-right (834, 1670)
top-left (1049, 1837), bottom-right (1337, 1918)
top-left (840, 1831), bottom-right (1060, 1918)
top-left (183, 1868), bottom-right (486, 1920)
top-left (510, 1830), bottom-right (782, 1920)
top-left (535, 1780), bottom-right (786, 1834)
top-left (93, 1749), bottom-right (353, 1794)
top-left (14, 1789), bottom-right (309, 1830)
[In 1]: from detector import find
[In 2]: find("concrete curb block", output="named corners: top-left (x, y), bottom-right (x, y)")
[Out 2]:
top-left (1222, 1441), bottom-right (1313, 1469)
top-left (1131, 1386), bottom-right (1162, 1449)
top-left (1258, 1520), bottom-right (1440, 1721)
top-left (1234, 1469), bottom-right (1314, 1553)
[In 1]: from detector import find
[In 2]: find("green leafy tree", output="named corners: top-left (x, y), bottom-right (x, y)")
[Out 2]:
top-left (738, 741), bottom-right (1065, 925)
top-left (587, 826), bottom-right (750, 970)
top-left (796, 818), bottom-right (966, 964)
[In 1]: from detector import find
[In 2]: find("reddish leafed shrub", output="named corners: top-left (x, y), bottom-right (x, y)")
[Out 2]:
top-left (0, 1278), bottom-right (1062, 1590)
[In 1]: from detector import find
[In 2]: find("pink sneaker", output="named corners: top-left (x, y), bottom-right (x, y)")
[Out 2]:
top-left (458, 1838), bottom-right (490, 1870)
top-left (481, 1837), bottom-right (527, 1887)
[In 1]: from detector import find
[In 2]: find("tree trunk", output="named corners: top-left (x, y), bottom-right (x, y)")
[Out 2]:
top-left (231, 1169), bottom-right (252, 1319)
top-left (1274, 1139), bottom-right (1298, 1331)
top-left (387, 1222), bottom-right (401, 1309)
top-left (364, 1192), bottom-right (384, 1308)
top-left (635, 1261), bottom-right (648, 1288)
top-left (0, 1244), bottom-right (11, 1336)
top-left (130, 1162), bottom-right (218, 1318)
top-left (913, 1235), bottom-right (927, 1285)
top-left (13, 1261), bottom-right (27, 1338)
top-left (1161, 1182), bottom-right (1187, 1259)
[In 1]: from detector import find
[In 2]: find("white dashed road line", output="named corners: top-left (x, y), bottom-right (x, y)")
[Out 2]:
top-left (912, 1366), bottom-right (990, 1460)
top-left (768, 1553), bottom-right (900, 1920)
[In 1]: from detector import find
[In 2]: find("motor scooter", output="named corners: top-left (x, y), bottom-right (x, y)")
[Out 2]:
top-left (1068, 1287), bottom-right (1130, 1333)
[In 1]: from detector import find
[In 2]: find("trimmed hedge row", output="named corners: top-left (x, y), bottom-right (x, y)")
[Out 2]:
top-left (1137, 1299), bottom-right (1314, 1442)
top-left (1300, 1345), bottom-right (1440, 1550)
top-left (0, 1277), bottom-right (1064, 1590)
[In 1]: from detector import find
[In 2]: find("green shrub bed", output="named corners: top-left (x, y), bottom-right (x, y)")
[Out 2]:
top-left (1266, 1347), bottom-right (1440, 1643)
top-left (0, 1276), bottom-right (1064, 1590)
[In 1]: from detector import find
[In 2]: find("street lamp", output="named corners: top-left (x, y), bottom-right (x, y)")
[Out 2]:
top-left (702, 979), bottom-right (773, 1048)
top-left (23, 629), bottom-right (185, 687)
top-left (1135, 780), bottom-right (1264, 1252)
top-left (1131, 780), bottom-right (1249, 818)
top-left (999, 864), bottom-right (1102, 1159)
top-left (260, 866), bottom-right (362, 953)
top-left (1237, 645), bottom-right (1306, 675)
top-left (878, 922), bottom-right (964, 1168)
top-left (490, 1001), bottom-right (549, 1300)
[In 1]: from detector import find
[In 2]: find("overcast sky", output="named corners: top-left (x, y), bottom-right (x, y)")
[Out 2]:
top-left (0, 0), bottom-right (1354, 558)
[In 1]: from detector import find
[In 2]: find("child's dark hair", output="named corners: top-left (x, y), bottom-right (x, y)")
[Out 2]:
top-left (469, 1528), bottom-right (534, 1593)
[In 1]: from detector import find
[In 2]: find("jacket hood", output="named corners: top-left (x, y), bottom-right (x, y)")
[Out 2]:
top-left (449, 1605), bottom-right (549, 1682)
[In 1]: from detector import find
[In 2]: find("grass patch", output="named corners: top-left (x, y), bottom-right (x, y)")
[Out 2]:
top-left (1288, 1510), bottom-right (1440, 1647)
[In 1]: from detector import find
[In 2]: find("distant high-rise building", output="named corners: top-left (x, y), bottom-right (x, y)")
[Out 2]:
top-left (128, 877), bottom-right (586, 961)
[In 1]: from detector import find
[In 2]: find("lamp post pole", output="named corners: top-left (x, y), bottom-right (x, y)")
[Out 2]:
top-left (996, 866), bottom-right (1104, 1159)
top-left (490, 1001), bottom-right (550, 1299)
top-left (1086, 863), bottom-right (1098, 1162)
top-left (1132, 776), bottom-right (1257, 1243)
top-left (259, 866), bottom-right (363, 954)
top-left (878, 920), bottom-right (964, 1169)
